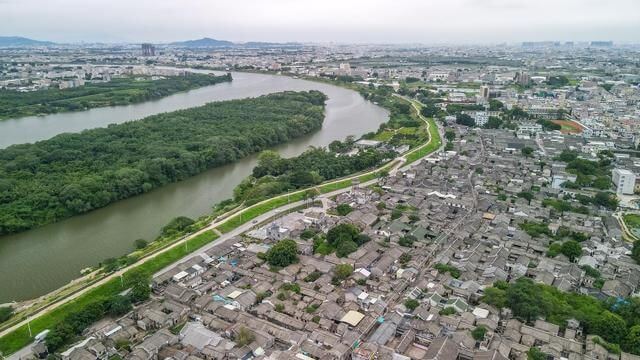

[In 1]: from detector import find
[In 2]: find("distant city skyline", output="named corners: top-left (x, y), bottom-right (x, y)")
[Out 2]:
top-left (1, 0), bottom-right (639, 44)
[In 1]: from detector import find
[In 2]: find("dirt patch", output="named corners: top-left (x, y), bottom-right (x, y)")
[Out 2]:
top-left (551, 120), bottom-right (584, 134)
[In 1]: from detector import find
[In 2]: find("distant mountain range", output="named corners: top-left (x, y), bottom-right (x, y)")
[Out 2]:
top-left (169, 37), bottom-right (300, 48)
top-left (0, 35), bottom-right (301, 48)
top-left (169, 37), bottom-right (234, 47)
top-left (0, 36), bottom-right (56, 47)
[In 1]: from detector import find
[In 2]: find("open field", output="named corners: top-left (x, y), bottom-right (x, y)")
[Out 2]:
top-left (624, 214), bottom-right (640, 229)
top-left (623, 214), bottom-right (640, 238)
top-left (551, 119), bottom-right (584, 134)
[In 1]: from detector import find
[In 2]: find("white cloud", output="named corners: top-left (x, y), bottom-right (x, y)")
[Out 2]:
top-left (0, 0), bottom-right (638, 43)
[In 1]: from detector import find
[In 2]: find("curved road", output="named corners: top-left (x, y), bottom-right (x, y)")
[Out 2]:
top-left (1, 95), bottom-right (444, 357)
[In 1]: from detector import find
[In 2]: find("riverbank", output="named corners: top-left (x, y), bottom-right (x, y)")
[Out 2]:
top-left (0, 79), bottom-right (442, 356)
top-left (0, 73), bottom-right (231, 121)
top-left (0, 72), bottom-right (388, 301)
top-left (0, 90), bottom-right (327, 236)
top-left (0, 72), bottom-right (389, 303)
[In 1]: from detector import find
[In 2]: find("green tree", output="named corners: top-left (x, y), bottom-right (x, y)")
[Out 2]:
top-left (300, 228), bottom-right (317, 240)
top-left (439, 307), bottom-right (456, 315)
top-left (336, 204), bottom-right (353, 216)
top-left (481, 287), bottom-right (507, 308)
top-left (456, 114), bottom-right (475, 127)
top-left (527, 348), bottom-right (547, 360)
top-left (0, 306), bottom-right (13, 323)
top-left (592, 311), bottom-right (627, 344)
top-left (445, 130), bottom-right (456, 142)
top-left (134, 239), bottom-right (148, 249)
top-left (336, 240), bottom-right (358, 257)
top-left (593, 192), bottom-right (618, 210)
top-left (398, 234), bottom-right (417, 247)
top-left (632, 241), bottom-right (640, 264)
top-left (517, 191), bottom-right (534, 204)
top-left (506, 278), bottom-right (542, 322)
top-left (483, 116), bottom-right (503, 129)
top-left (334, 264), bottom-right (353, 281)
top-left (102, 257), bottom-right (119, 272)
top-left (128, 271), bottom-right (151, 303)
top-left (105, 295), bottom-right (132, 316)
top-left (581, 265), bottom-right (601, 279)
top-left (494, 280), bottom-right (509, 290)
top-left (162, 216), bottom-right (195, 236)
top-left (547, 75), bottom-right (569, 87)
top-left (0, 91), bottom-right (328, 236)
top-left (434, 263), bottom-right (461, 278)
top-left (265, 239), bottom-right (299, 267)
top-left (560, 240), bottom-right (582, 262)
top-left (404, 298), bottom-right (420, 311)
top-left (326, 223), bottom-right (360, 246)
top-left (471, 326), bottom-right (487, 341)
top-left (489, 99), bottom-right (504, 111)
top-left (521, 147), bottom-right (534, 157)
top-left (623, 325), bottom-right (640, 355)
top-left (399, 253), bottom-right (412, 265)
top-left (421, 104), bottom-right (440, 117)
top-left (255, 150), bottom-right (283, 176)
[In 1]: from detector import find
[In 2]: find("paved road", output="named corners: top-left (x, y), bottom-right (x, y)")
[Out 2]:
top-left (1, 95), bottom-right (443, 355)
top-left (6, 341), bottom-right (34, 360)
top-left (535, 132), bottom-right (547, 157)
top-left (155, 175), bottom-right (389, 279)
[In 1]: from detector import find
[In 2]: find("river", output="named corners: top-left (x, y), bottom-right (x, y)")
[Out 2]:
top-left (0, 71), bottom-right (388, 303)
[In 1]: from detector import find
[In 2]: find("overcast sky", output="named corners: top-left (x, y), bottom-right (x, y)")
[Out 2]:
top-left (1, 0), bottom-right (639, 44)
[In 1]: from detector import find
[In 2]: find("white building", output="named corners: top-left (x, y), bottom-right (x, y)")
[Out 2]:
top-left (474, 111), bottom-right (490, 127)
top-left (517, 123), bottom-right (543, 138)
top-left (428, 72), bottom-right (449, 82)
top-left (582, 141), bottom-right (614, 154)
top-left (612, 168), bottom-right (636, 195)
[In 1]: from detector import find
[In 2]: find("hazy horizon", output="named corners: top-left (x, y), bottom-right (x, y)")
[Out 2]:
top-left (1, 0), bottom-right (639, 44)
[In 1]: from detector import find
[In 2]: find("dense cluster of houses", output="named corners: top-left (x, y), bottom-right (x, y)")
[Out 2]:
top-left (29, 123), bottom-right (640, 360)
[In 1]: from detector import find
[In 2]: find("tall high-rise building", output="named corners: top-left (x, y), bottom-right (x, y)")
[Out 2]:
top-left (141, 43), bottom-right (155, 56)
top-left (515, 72), bottom-right (531, 86)
top-left (480, 85), bottom-right (490, 100)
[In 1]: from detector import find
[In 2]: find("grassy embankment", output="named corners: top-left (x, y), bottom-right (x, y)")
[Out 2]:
top-left (623, 214), bottom-right (640, 240)
top-left (216, 98), bottom-right (441, 234)
top-left (0, 78), bottom-right (442, 356)
top-left (0, 231), bottom-right (218, 355)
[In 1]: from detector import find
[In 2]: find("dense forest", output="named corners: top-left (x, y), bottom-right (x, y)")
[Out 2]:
top-left (0, 73), bottom-right (231, 119)
top-left (0, 90), bottom-right (327, 235)
top-left (233, 145), bottom-right (394, 205)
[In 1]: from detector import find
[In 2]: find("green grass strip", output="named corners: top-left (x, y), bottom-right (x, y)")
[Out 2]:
top-left (0, 231), bottom-right (218, 355)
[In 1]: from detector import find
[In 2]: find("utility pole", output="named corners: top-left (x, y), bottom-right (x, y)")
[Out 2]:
top-left (28, 320), bottom-right (32, 337)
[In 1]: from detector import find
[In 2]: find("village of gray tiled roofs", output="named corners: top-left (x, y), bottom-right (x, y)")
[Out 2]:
top-left (9, 42), bottom-right (640, 360)
top-left (52, 124), bottom-right (640, 360)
